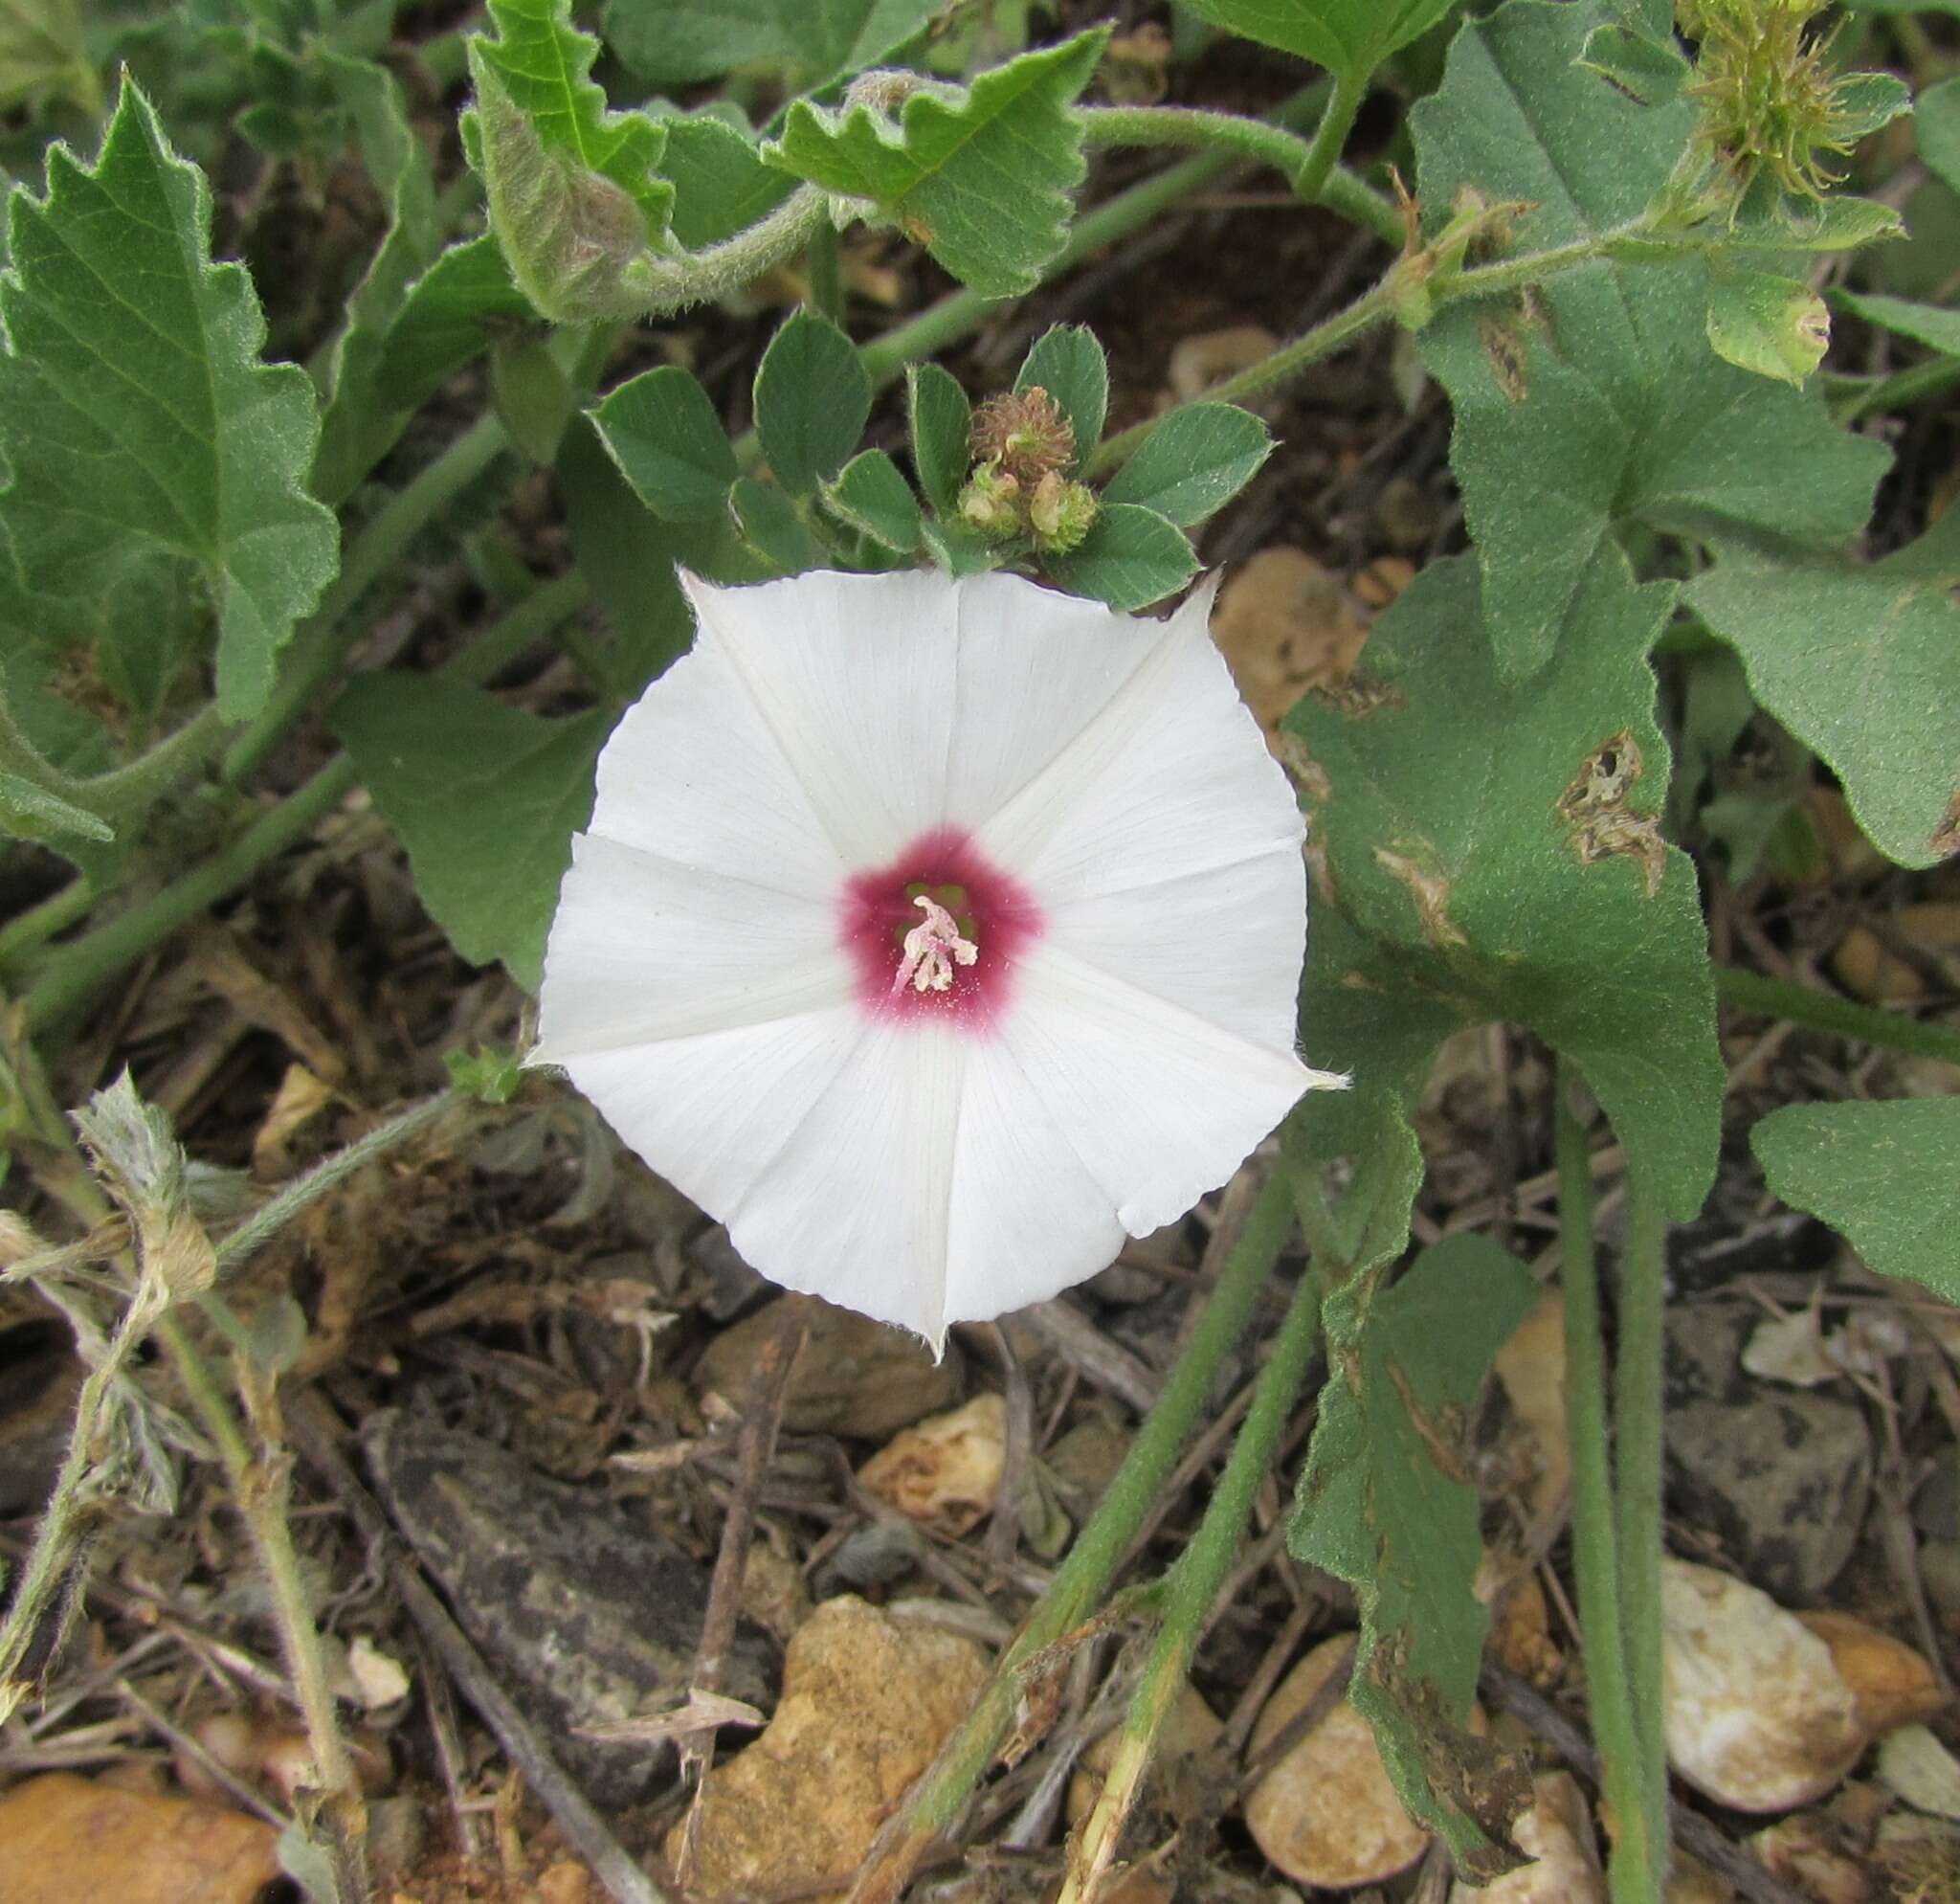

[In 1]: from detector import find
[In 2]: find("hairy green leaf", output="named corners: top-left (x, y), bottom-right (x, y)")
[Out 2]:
top-left (1100, 402), bottom-right (1272, 525)
top-left (1683, 517), bottom-right (1960, 868)
top-left (371, 236), bottom-right (537, 414)
top-left (590, 367), bottom-right (740, 523)
top-left (1917, 76), bottom-right (1960, 197)
top-left (1411, 0), bottom-right (1886, 678)
top-left (1284, 551), bottom-right (1723, 1218)
top-left (1176, 0), bottom-right (1457, 81)
top-left (1015, 324), bottom-right (1107, 472)
top-left (0, 79), bottom-right (338, 723)
top-left (754, 308), bottom-right (872, 494)
top-left (331, 675), bottom-right (610, 992)
top-left (0, 0), bottom-right (97, 115)
top-left (824, 449), bottom-right (923, 550)
top-left (1754, 1099), bottom-right (1960, 1304)
top-left (1043, 503), bottom-right (1197, 611)
top-left (467, 0), bottom-right (673, 322)
top-left (0, 769), bottom-right (113, 844)
top-left (764, 31), bottom-right (1106, 297)
top-left (907, 362), bottom-right (972, 516)
top-left (658, 112), bottom-right (795, 250)
top-left (1577, 21), bottom-right (1689, 107)
top-left (1834, 286), bottom-right (1960, 358)
top-left (605, 0), bottom-right (939, 90)
top-left (1292, 1232), bottom-right (1538, 1874)
top-left (1704, 266), bottom-right (1830, 386)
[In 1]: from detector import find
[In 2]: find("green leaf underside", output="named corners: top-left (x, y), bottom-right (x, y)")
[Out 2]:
top-left (591, 367), bottom-right (741, 523)
top-left (1043, 503), bottom-right (1197, 611)
top-left (1410, 0), bottom-right (1887, 680)
top-left (467, 0), bottom-right (672, 321)
top-left (1285, 551), bottom-right (1723, 1219)
top-left (754, 308), bottom-right (872, 494)
top-left (1684, 517), bottom-right (1960, 869)
top-left (1754, 1099), bottom-right (1960, 1304)
top-left (763, 30), bottom-right (1106, 297)
top-left (1015, 325), bottom-right (1107, 473)
top-left (0, 79), bottom-right (338, 723)
top-left (1292, 1231), bottom-right (1539, 1874)
top-left (907, 362), bottom-right (972, 516)
top-left (658, 113), bottom-right (795, 251)
top-left (605, 0), bottom-right (940, 90)
top-left (372, 236), bottom-right (537, 414)
top-left (1705, 267), bottom-right (1829, 386)
top-left (330, 675), bottom-right (610, 992)
top-left (824, 449), bottom-right (923, 550)
top-left (1175, 0), bottom-right (1457, 80)
top-left (1101, 402), bottom-right (1273, 525)
top-left (1576, 21), bottom-right (1689, 108)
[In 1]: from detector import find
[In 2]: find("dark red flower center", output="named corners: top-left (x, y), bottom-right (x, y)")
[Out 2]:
top-left (838, 826), bottom-right (1042, 1028)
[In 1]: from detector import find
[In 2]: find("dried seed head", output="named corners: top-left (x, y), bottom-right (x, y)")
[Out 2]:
top-left (970, 387), bottom-right (1075, 485)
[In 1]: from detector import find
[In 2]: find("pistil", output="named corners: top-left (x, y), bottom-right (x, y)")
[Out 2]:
top-left (892, 894), bottom-right (980, 996)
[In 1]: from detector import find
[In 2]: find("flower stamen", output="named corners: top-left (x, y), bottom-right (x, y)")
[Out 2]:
top-left (892, 894), bottom-right (980, 996)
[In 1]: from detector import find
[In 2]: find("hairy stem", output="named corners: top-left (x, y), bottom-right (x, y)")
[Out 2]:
top-left (1716, 963), bottom-right (1960, 1069)
top-left (1292, 68), bottom-right (1368, 209)
top-left (843, 1169), bottom-right (1297, 1904)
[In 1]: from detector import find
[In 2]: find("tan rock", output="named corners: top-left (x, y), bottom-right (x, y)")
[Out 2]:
top-left (694, 1296), bottom-right (964, 1439)
top-left (858, 1393), bottom-right (1006, 1535)
top-left (1748, 1811), bottom-right (1877, 1904)
top-left (1243, 1636), bottom-right (1429, 1889)
top-left (1493, 1287), bottom-right (1570, 1522)
top-left (667, 1595), bottom-right (989, 1903)
top-left (1664, 1853), bottom-right (1740, 1903)
top-left (1830, 924), bottom-right (1925, 1002)
top-left (1209, 548), bottom-right (1370, 743)
top-left (1797, 1612), bottom-right (1945, 1736)
top-left (1168, 324), bottom-right (1279, 402)
top-left (1661, 1557), bottom-right (1865, 1811)
top-left (1067, 1681), bottom-right (1223, 1827)
top-left (1044, 1415), bottom-right (1130, 1510)
top-left (1447, 1773), bottom-right (1601, 1904)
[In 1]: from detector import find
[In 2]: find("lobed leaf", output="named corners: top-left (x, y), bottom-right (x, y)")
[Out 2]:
top-left (763, 31), bottom-right (1106, 297)
top-left (1284, 549), bottom-right (1724, 1218)
top-left (1099, 402), bottom-right (1273, 525)
top-left (1753, 1099), bottom-right (1960, 1304)
top-left (1174, 0), bottom-right (1457, 82)
top-left (0, 78), bottom-right (339, 723)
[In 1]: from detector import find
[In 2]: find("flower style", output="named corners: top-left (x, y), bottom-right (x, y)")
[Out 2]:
top-left (533, 567), bottom-right (1342, 1350)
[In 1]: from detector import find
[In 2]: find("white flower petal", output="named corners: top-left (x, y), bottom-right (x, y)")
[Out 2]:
top-left (975, 580), bottom-right (1303, 904)
top-left (683, 569), bottom-right (959, 866)
top-left (997, 939), bottom-right (1312, 1236)
top-left (585, 630), bottom-right (846, 898)
top-left (1039, 849), bottom-right (1305, 1055)
top-left (533, 833), bottom-right (854, 1062)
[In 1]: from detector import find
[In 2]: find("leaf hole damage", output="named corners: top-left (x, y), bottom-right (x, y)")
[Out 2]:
top-left (1479, 314), bottom-right (1530, 403)
top-left (1557, 729), bottom-right (1665, 896)
top-left (1312, 670), bottom-right (1404, 720)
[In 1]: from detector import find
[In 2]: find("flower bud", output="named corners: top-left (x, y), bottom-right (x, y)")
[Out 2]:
top-left (970, 388), bottom-right (1076, 485)
top-left (1028, 472), bottom-right (1098, 553)
top-left (957, 460), bottom-right (1024, 540)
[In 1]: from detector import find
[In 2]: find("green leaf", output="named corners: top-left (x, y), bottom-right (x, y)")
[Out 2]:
top-left (0, 0), bottom-right (98, 116)
top-left (753, 308), bottom-right (872, 494)
top-left (1174, 0), bottom-right (1457, 82)
top-left (466, 0), bottom-right (673, 323)
top-left (823, 449), bottom-right (923, 551)
top-left (1291, 1232), bottom-right (1538, 1874)
top-left (0, 770), bottom-right (113, 844)
top-left (1100, 402), bottom-right (1272, 525)
top-left (1918, 76), bottom-right (1960, 199)
top-left (330, 675), bottom-right (610, 992)
top-left (907, 362), bottom-right (972, 516)
top-left (1043, 503), bottom-right (1197, 611)
top-left (1014, 324), bottom-right (1107, 472)
top-left (1410, 0), bottom-right (1887, 679)
top-left (590, 367), bottom-right (740, 523)
top-left (1683, 515), bottom-right (1960, 868)
top-left (604, 0), bottom-right (939, 90)
top-left (1833, 287), bottom-right (1960, 358)
top-left (731, 477), bottom-right (825, 573)
top-left (1754, 1099), bottom-right (1960, 1303)
top-left (371, 236), bottom-right (537, 414)
top-left (763, 30), bottom-right (1106, 297)
top-left (658, 112), bottom-right (795, 251)
top-left (0, 79), bottom-right (339, 723)
top-left (1284, 551), bottom-right (1724, 1218)
top-left (920, 517), bottom-right (1002, 577)
top-left (1705, 266), bottom-right (1830, 386)
top-left (1576, 21), bottom-right (1689, 108)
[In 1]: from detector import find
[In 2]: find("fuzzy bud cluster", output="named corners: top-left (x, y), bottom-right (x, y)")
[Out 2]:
top-left (957, 386), bottom-right (1098, 552)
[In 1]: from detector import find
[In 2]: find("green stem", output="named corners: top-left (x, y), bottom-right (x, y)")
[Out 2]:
top-left (843, 1169), bottom-right (1297, 1904)
top-left (638, 188), bottom-right (830, 318)
top-left (223, 412), bottom-right (510, 786)
top-left (1556, 1062), bottom-right (1663, 1904)
top-left (807, 220), bottom-right (843, 324)
top-left (1079, 104), bottom-right (1320, 191)
top-left (1717, 963), bottom-right (1960, 1068)
top-left (1060, 1259), bottom-right (1322, 1904)
top-left (0, 875), bottom-right (97, 972)
top-left (20, 573), bottom-right (590, 1033)
top-left (1292, 68), bottom-right (1368, 209)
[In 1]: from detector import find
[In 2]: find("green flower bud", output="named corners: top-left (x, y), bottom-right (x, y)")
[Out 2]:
top-left (1028, 472), bottom-right (1098, 554)
top-left (957, 459), bottom-right (1024, 540)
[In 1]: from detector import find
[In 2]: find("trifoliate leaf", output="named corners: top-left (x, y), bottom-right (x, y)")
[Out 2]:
top-left (1705, 266), bottom-right (1830, 385)
top-left (330, 675), bottom-right (610, 992)
top-left (1683, 515), bottom-right (1960, 868)
top-left (907, 363), bottom-right (972, 516)
top-left (753, 309), bottom-right (872, 495)
top-left (590, 367), bottom-right (740, 523)
top-left (1410, 0), bottom-right (1887, 679)
top-left (604, 0), bottom-right (940, 91)
top-left (658, 112), bottom-right (794, 250)
top-left (1292, 1233), bottom-right (1539, 1876)
top-left (1100, 402), bottom-right (1273, 526)
top-left (1015, 325), bottom-right (1107, 472)
top-left (1175, 0), bottom-right (1457, 83)
top-left (823, 449), bottom-right (923, 551)
top-left (466, 0), bottom-right (673, 323)
top-left (763, 30), bottom-right (1106, 297)
top-left (0, 79), bottom-right (339, 723)
top-left (1284, 550), bottom-right (1723, 1219)
top-left (1754, 1099), bottom-right (1960, 1303)
top-left (1043, 503), bottom-right (1197, 611)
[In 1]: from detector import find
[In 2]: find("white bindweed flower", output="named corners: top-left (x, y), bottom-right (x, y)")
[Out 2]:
top-left (533, 567), bottom-right (1343, 1350)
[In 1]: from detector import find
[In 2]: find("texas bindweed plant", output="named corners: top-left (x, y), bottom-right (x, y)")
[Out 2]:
top-left (3, 0), bottom-right (1959, 1900)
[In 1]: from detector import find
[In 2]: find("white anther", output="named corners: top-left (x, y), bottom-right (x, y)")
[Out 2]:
top-left (892, 894), bottom-right (980, 996)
